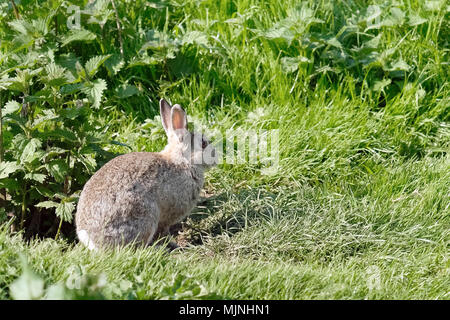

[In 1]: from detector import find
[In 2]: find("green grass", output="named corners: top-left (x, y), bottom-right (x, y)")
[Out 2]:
top-left (0, 0), bottom-right (449, 299)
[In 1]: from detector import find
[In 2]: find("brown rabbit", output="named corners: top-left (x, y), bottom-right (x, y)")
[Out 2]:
top-left (75, 99), bottom-right (216, 250)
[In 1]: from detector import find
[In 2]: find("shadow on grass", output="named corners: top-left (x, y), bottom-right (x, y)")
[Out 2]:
top-left (170, 188), bottom-right (278, 247)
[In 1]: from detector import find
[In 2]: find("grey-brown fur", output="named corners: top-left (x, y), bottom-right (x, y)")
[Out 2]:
top-left (75, 99), bottom-right (215, 249)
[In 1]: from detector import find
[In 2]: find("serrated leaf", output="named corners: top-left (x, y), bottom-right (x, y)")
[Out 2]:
top-left (56, 53), bottom-right (81, 81)
top-left (0, 161), bottom-right (22, 179)
top-left (46, 128), bottom-right (77, 142)
top-left (2, 100), bottom-right (21, 117)
top-left (42, 62), bottom-right (69, 87)
top-left (376, 7), bottom-right (405, 28)
top-left (56, 201), bottom-right (75, 222)
top-left (141, 29), bottom-right (175, 51)
top-left (84, 55), bottom-right (111, 77)
top-left (35, 201), bottom-right (59, 209)
top-left (47, 160), bottom-right (68, 183)
top-left (82, 79), bottom-right (107, 108)
top-left (104, 54), bottom-right (124, 75)
top-left (20, 138), bottom-right (42, 163)
top-left (34, 185), bottom-right (56, 198)
top-left (61, 29), bottom-right (96, 47)
top-left (32, 109), bottom-right (59, 128)
top-left (24, 173), bottom-right (46, 183)
top-left (263, 23), bottom-right (295, 44)
top-left (8, 20), bottom-right (31, 35)
top-left (78, 154), bottom-right (97, 172)
top-left (41, 147), bottom-right (69, 161)
top-left (0, 77), bottom-right (14, 90)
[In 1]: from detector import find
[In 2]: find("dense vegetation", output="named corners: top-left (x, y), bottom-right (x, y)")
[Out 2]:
top-left (0, 0), bottom-right (448, 299)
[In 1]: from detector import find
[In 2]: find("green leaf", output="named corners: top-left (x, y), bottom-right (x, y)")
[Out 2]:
top-left (42, 63), bottom-right (69, 87)
top-left (34, 185), bottom-right (57, 198)
top-left (372, 79), bottom-right (392, 92)
top-left (2, 100), bottom-right (21, 117)
top-left (141, 29), bottom-right (176, 51)
top-left (60, 83), bottom-right (84, 95)
top-left (110, 140), bottom-right (132, 149)
top-left (56, 201), bottom-right (75, 222)
top-left (82, 79), bottom-right (107, 108)
top-left (363, 5), bottom-right (382, 24)
top-left (386, 59), bottom-right (411, 72)
top-left (389, 7), bottom-right (405, 25)
top-left (45, 128), bottom-right (77, 142)
top-left (84, 55), bottom-right (111, 77)
top-left (0, 77), bottom-right (14, 90)
top-left (20, 138), bottom-right (42, 163)
top-left (0, 161), bottom-right (22, 179)
top-left (0, 178), bottom-right (21, 191)
top-left (408, 13), bottom-right (427, 26)
top-left (46, 160), bottom-right (69, 183)
top-left (380, 7), bottom-right (406, 27)
top-left (32, 109), bottom-right (59, 128)
top-left (35, 201), bottom-right (59, 209)
top-left (326, 37), bottom-right (342, 49)
top-left (116, 84), bottom-right (140, 99)
top-left (78, 154), bottom-right (97, 172)
top-left (363, 34), bottom-right (382, 49)
top-left (8, 20), bottom-right (30, 35)
top-left (104, 54), bottom-right (124, 75)
top-left (61, 107), bottom-right (84, 120)
top-left (61, 29), bottom-right (96, 47)
top-left (263, 22), bottom-right (295, 44)
top-left (281, 56), bottom-right (311, 73)
top-left (24, 173), bottom-right (46, 183)
top-left (182, 31), bottom-right (209, 47)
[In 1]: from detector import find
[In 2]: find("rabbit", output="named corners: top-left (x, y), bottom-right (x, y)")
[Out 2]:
top-left (75, 98), bottom-right (216, 250)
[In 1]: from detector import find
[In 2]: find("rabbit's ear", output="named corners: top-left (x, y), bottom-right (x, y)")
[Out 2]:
top-left (160, 98), bottom-right (172, 133)
top-left (171, 104), bottom-right (188, 135)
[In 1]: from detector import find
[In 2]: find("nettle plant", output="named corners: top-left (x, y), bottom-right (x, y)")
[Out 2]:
top-left (0, 2), bottom-right (124, 238)
top-left (0, 5), bottom-right (118, 238)
top-left (0, 0), bottom-right (213, 239)
top-left (0, 45), bottom-right (115, 239)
